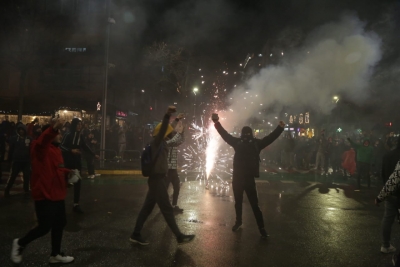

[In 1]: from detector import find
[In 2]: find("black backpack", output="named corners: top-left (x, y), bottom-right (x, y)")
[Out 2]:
top-left (141, 143), bottom-right (164, 177)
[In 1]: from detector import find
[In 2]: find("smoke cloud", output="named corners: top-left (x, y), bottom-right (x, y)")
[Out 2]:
top-left (223, 15), bottom-right (382, 129)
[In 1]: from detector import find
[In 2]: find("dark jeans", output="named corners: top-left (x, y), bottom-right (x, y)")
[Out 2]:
top-left (65, 157), bottom-right (82, 204)
top-left (133, 174), bottom-right (182, 237)
top-left (18, 200), bottom-right (66, 256)
top-left (232, 178), bottom-right (265, 229)
top-left (356, 161), bottom-right (370, 188)
top-left (85, 154), bottom-right (95, 176)
top-left (165, 169), bottom-right (180, 206)
top-left (6, 161), bottom-right (30, 192)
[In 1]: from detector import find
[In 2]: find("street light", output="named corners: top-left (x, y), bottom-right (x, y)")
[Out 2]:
top-left (333, 96), bottom-right (339, 103)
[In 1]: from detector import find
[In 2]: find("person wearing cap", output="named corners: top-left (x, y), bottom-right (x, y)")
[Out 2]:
top-left (212, 113), bottom-right (284, 238)
top-left (10, 118), bottom-right (75, 265)
top-left (130, 106), bottom-right (195, 246)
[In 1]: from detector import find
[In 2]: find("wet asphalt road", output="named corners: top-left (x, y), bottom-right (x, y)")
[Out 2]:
top-left (0, 175), bottom-right (399, 267)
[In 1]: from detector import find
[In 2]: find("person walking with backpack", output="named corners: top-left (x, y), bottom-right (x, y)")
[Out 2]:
top-left (212, 113), bottom-right (284, 238)
top-left (165, 113), bottom-right (186, 212)
top-left (130, 106), bottom-right (195, 245)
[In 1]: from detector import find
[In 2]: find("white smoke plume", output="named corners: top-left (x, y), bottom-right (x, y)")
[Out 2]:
top-left (223, 15), bottom-right (382, 129)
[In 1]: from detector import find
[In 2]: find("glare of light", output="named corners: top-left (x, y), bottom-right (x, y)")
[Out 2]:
top-left (275, 117), bottom-right (278, 119)
top-left (63, 110), bottom-right (67, 113)
top-left (260, 104), bottom-right (263, 105)
top-left (201, 76), bottom-right (203, 78)
top-left (258, 54), bottom-right (262, 57)
top-left (234, 85), bottom-right (236, 87)
top-left (270, 54), bottom-right (273, 57)
top-left (202, 81), bottom-right (205, 84)
top-left (281, 52), bottom-right (284, 56)
top-left (333, 96), bottom-right (339, 100)
top-left (248, 56), bottom-right (251, 59)
top-left (234, 72), bottom-right (236, 74)
top-left (240, 63), bottom-right (242, 66)
top-left (141, 89), bottom-right (145, 93)
top-left (174, 102), bottom-right (177, 105)
top-left (199, 69), bottom-right (201, 71)
top-left (223, 71), bottom-right (226, 74)
top-left (206, 124), bottom-right (220, 179)
top-left (193, 87), bottom-right (198, 92)
top-left (245, 91), bottom-right (249, 94)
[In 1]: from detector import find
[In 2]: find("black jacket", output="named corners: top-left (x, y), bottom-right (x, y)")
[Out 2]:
top-left (60, 130), bottom-right (94, 168)
top-left (382, 149), bottom-right (400, 184)
top-left (8, 125), bottom-right (32, 162)
top-left (215, 122), bottom-right (284, 179)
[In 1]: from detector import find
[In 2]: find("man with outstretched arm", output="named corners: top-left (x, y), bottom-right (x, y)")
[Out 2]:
top-left (130, 106), bottom-right (195, 245)
top-left (212, 113), bottom-right (284, 238)
top-left (10, 118), bottom-right (75, 265)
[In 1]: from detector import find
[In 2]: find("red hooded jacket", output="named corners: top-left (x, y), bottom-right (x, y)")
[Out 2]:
top-left (30, 126), bottom-right (70, 201)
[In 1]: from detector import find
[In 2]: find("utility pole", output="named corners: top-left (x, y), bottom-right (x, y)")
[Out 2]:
top-left (100, 0), bottom-right (114, 168)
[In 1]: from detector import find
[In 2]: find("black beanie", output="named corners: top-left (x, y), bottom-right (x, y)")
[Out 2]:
top-left (241, 126), bottom-right (253, 138)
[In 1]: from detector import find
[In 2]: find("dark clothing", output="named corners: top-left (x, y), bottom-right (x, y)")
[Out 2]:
top-left (232, 178), bottom-right (264, 228)
top-left (60, 131), bottom-right (94, 169)
top-left (61, 129), bottom-right (94, 204)
top-left (18, 200), bottom-right (66, 256)
top-left (357, 161), bottom-right (370, 188)
top-left (85, 154), bottom-right (95, 176)
top-left (165, 169), bottom-right (180, 206)
top-left (214, 123), bottom-right (284, 178)
top-left (8, 131), bottom-right (32, 162)
top-left (382, 149), bottom-right (400, 184)
top-left (6, 161), bottom-right (30, 192)
top-left (215, 122), bottom-right (283, 228)
top-left (133, 112), bottom-right (183, 237)
top-left (133, 174), bottom-right (182, 237)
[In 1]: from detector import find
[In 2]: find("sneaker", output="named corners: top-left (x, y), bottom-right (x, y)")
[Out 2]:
top-left (11, 239), bottom-right (23, 264)
top-left (232, 222), bottom-right (242, 232)
top-left (87, 175), bottom-right (95, 179)
top-left (73, 205), bottom-right (84, 214)
top-left (177, 234), bottom-right (195, 244)
top-left (173, 206), bottom-right (184, 213)
top-left (259, 228), bottom-right (269, 239)
top-left (129, 234), bottom-right (149, 246)
top-left (381, 244), bottom-right (396, 253)
top-left (49, 254), bottom-right (74, 264)
top-left (393, 253), bottom-right (399, 266)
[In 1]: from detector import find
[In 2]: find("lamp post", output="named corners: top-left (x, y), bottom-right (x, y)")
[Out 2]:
top-left (193, 87), bottom-right (198, 122)
top-left (100, 0), bottom-right (115, 168)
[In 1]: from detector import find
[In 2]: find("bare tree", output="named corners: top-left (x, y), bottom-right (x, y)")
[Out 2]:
top-left (144, 42), bottom-right (189, 94)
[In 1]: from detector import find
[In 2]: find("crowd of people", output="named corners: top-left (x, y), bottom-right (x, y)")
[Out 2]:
top-left (261, 129), bottom-right (398, 188)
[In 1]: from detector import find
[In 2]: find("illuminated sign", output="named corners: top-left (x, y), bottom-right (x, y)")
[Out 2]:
top-left (116, 111), bottom-right (127, 117)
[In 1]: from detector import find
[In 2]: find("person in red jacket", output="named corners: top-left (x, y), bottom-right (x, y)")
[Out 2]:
top-left (10, 118), bottom-right (75, 265)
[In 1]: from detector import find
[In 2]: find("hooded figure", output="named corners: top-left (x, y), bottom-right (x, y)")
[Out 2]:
top-left (5, 124), bottom-right (33, 196)
top-left (212, 114), bottom-right (284, 238)
top-left (60, 118), bottom-right (96, 213)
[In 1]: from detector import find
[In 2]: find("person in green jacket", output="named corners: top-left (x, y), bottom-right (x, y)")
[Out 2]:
top-left (347, 137), bottom-right (374, 189)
